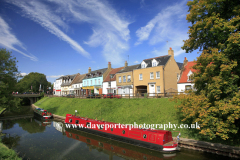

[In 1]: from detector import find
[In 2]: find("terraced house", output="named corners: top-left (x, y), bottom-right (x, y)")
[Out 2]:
top-left (102, 67), bottom-right (124, 94)
top-left (133, 48), bottom-right (183, 96)
top-left (115, 61), bottom-right (139, 96)
top-left (82, 62), bottom-right (112, 95)
top-left (61, 73), bottom-right (80, 95)
top-left (71, 74), bottom-right (86, 96)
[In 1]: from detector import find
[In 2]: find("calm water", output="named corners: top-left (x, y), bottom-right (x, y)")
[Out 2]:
top-left (0, 117), bottom-right (237, 160)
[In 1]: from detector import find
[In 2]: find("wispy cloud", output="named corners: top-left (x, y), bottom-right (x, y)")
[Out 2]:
top-left (140, 0), bottom-right (145, 8)
top-left (135, 0), bottom-right (188, 56)
top-left (134, 60), bottom-right (140, 64)
top-left (47, 75), bottom-right (64, 78)
top-left (0, 16), bottom-right (37, 61)
top-left (49, 0), bottom-right (131, 65)
top-left (6, 0), bottom-right (90, 58)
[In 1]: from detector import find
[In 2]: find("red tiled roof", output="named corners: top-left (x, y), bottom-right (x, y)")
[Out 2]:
top-left (103, 67), bottom-right (124, 82)
top-left (178, 61), bottom-right (196, 83)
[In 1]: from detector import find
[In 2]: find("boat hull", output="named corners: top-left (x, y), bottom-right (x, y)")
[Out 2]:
top-left (65, 122), bottom-right (179, 152)
top-left (34, 111), bottom-right (53, 120)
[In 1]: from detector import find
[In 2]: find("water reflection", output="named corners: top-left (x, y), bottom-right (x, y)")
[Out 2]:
top-left (0, 118), bottom-right (236, 160)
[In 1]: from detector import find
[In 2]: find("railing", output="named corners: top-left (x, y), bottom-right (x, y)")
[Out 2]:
top-left (50, 92), bottom-right (184, 99)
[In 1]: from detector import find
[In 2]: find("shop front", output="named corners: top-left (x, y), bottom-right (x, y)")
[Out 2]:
top-left (82, 86), bottom-right (94, 95)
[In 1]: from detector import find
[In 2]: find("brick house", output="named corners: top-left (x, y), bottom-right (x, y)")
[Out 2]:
top-left (133, 48), bottom-right (183, 96)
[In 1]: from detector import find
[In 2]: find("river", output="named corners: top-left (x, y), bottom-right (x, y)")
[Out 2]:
top-left (0, 106), bottom-right (237, 160)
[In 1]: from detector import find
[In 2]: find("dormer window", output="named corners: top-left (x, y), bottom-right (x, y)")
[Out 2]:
top-left (187, 70), bottom-right (194, 81)
top-left (142, 64), bottom-right (145, 68)
top-left (152, 62), bottom-right (157, 67)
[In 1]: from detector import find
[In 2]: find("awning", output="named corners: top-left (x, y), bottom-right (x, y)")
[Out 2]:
top-left (82, 86), bottom-right (94, 89)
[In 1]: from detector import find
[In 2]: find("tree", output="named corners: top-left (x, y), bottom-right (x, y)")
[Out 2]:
top-left (173, 0), bottom-right (240, 140)
top-left (0, 49), bottom-right (21, 110)
top-left (17, 72), bottom-right (49, 93)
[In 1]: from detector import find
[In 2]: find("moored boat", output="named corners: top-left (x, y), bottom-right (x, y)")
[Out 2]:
top-left (33, 108), bottom-right (53, 119)
top-left (65, 114), bottom-right (180, 152)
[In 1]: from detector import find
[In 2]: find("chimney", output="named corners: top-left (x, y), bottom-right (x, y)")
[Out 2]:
top-left (183, 57), bottom-right (188, 67)
top-left (168, 47), bottom-right (174, 57)
top-left (125, 61), bottom-right (128, 67)
top-left (108, 62), bottom-right (111, 69)
top-left (88, 67), bottom-right (91, 73)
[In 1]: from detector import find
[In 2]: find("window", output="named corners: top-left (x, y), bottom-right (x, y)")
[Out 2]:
top-left (141, 64), bottom-right (145, 68)
top-left (98, 79), bottom-right (100, 84)
top-left (185, 85), bottom-right (192, 91)
top-left (139, 74), bottom-right (143, 80)
top-left (84, 81), bottom-right (86, 86)
top-left (188, 75), bottom-right (194, 81)
top-left (91, 80), bottom-right (92, 85)
top-left (119, 76), bottom-right (122, 83)
top-left (95, 79), bottom-right (97, 84)
top-left (127, 75), bottom-right (131, 82)
top-left (152, 62), bottom-right (157, 67)
top-left (108, 82), bottom-right (111, 87)
top-left (157, 86), bottom-right (160, 93)
top-left (156, 72), bottom-right (160, 79)
top-left (177, 73), bottom-right (179, 80)
top-left (123, 76), bottom-right (126, 82)
top-left (150, 72), bottom-right (154, 79)
top-left (87, 81), bottom-right (89, 86)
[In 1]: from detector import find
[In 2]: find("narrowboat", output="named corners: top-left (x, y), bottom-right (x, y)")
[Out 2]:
top-left (65, 114), bottom-right (180, 152)
top-left (33, 107), bottom-right (53, 119)
top-left (65, 128), bottom-right (177, 159)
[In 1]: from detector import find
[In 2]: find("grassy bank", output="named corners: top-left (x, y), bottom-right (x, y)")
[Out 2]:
top-left (0, 135), bottom-right (21, 160)
top-left (35, 97), bottom-right (194, 138)
top-left (34, 97), bottom-right (240, 146)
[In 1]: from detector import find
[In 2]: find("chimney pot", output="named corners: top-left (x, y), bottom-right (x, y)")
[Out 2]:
top-left (168, 47), bottom-right (174, 56)
top-left (88, 67), bottom-right (91, 73)
top-left (108, 62), bottom-right (111, 69)
top-left (125, 61), bottom-right (128, 67)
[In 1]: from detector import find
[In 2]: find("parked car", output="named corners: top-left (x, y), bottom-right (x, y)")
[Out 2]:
top-left (66, 94), bottom-right (75, 98)
top-left (86, 94), bottom-right (101, 98)
top-left (103, 93), bottom-right (121, 99)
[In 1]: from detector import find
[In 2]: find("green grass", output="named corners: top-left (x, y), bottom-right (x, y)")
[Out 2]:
top-left (34, 97), bottom-right (193, 138)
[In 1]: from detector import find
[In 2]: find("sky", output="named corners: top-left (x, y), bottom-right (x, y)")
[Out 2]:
top-left (0, 0), bottom-right (200, 83)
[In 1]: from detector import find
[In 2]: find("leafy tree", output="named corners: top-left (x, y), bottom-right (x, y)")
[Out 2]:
top-left (0, 49), bottom-right (21, 110)
top-left (17, 72), bottom-right (49, 93)
top-left (173, 0), bottom-right (240, 140)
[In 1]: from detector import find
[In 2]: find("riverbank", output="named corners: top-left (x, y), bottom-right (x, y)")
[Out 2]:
top-left (0, 135), bottom-right (21, 160)
top-left (33, 97), bottom-right (240, 158)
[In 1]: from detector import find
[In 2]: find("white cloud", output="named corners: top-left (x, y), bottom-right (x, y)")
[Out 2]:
top-left (0, 16), bottom-right (38, 61)
top-left (135, 0), bottom-right (188, 56)
top-left (134, 60), bottom-right (140, 64)
top-left (49, 0), bottom-right (131, 65)
top-left (47, 75), bottom-right (64, 78)
top-left (19, 72), bottom-right (28, 76)
top-left (6, 0), bottom-right (90, 58)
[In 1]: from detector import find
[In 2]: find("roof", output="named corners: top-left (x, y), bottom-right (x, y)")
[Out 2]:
top-left (103, 67), bottom-right (124, 82)
top-left (61, 73), bottom-right (79, 86)
top-left (178, 61), bottom-right (196, 83)
top-left (117, 64), bottom-right (140, 73)
top-left (177, 62), bottom-right (184, 70)
top-left (83, 68), bottom-right (108, 79)
top-left (136, 55), bottom-right (171, 69)
top-left (72, 74), bottom-right (86, 84)
top-left (56, 76), bottom-right (64, 80)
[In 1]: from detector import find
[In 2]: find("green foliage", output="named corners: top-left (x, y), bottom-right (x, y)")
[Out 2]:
top-left (0, 48), bottom-right (21, 110)
top-left (0, 137), bottom-right (21, 160)
top-left (17, 72), bottom-right (49, 93)
top-left (175, 0), bottom-right (240, 140)
top-left (40, 92), bottom-right (44, 97)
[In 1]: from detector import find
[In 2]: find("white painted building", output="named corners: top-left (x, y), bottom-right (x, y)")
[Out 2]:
top-left (102, 67), bottom-right (124, 95)
top-left (53, 77), bottom-right (63, 96)
top-left (177, 59), bottom-right (196, 92)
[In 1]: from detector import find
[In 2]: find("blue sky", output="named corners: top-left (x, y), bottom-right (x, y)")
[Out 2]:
top-left (0, 0), bottom-right (199, 83)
